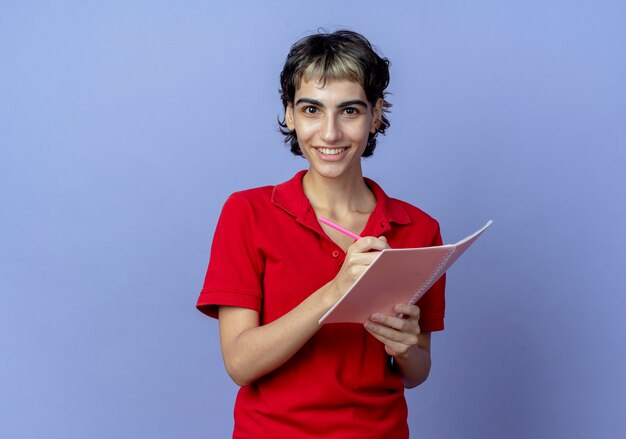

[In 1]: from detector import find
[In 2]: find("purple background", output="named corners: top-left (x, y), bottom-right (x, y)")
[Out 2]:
top-left (1, 1), bottom-right (625, 438)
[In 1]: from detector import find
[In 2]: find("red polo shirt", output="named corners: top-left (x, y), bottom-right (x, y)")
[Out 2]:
top-left (197, 171), bottom-right (445, 438)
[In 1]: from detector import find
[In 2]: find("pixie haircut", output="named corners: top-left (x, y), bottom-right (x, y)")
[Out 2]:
top-left (278, 30), bottom-right (391, 157)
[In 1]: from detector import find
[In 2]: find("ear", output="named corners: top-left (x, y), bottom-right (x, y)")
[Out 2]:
top-left (285, 103), bottom-right (295, 130)
top-left (370, 98), bottom-right (384, 133)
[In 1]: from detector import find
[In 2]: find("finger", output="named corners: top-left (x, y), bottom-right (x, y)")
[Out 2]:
top-left (365, 326), bottom-right (397, 347)
top-left (366, 329), bottom-right (418, 358)
top-left (350, 236), bottom-right (389, 253)
top-left (377, 235), bottom-right (391, 249)
top-left (365, 320), bottom-right (419, 344)
top-left (394, 304), bottom-right (420, 320)
top-left (370, 312), bottom-right (414, 333)
top-left (346, 251), bottom-right (381, 266)
top-left (364, 324), bottom-right (418, 353)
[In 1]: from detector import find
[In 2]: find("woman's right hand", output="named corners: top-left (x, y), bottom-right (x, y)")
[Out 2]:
top-left (329, 236), bottom-right (390, 300)
top-left (219, 235), bottom-right (389, 386)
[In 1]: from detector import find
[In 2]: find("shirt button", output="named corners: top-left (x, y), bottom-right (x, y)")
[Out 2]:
top-left (332, 250), bottom-right (339, 257)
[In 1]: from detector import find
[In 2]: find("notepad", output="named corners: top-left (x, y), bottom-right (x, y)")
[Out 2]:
top-left (318, 220), bottom-right (493, 324)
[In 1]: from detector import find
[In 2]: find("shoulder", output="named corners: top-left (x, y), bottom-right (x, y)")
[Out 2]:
top-left (227, 185), bottom-right (274, 204)
top-left (211, 186), bottom-right (275, 231)
top-left (366, 176), bottom-right (440, 234)
top-left (224, 170), bottom-right (307, 208)
top-left (390, 197), bottom-right (440, 232)
top-left (222, 171), bottom-right (307, 219)
top-left (381, 192), bottom-right (442, 246)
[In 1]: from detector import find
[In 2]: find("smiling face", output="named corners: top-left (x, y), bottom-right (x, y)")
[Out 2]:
top-left (285, 78), bottom-right (383, 181)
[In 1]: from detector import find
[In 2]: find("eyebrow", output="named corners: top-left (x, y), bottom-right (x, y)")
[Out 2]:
top-left (295, 98), bottom-right (369, 109)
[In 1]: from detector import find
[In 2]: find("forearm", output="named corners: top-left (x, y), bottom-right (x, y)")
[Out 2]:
top-left (392, 342), bottom-right (432, 389)
top-left (221, 237), bottom-right (389, 387)
top-left (220, 281), bottom-right (337, 386)
top-left (364, 305), bottom-right (433, 389)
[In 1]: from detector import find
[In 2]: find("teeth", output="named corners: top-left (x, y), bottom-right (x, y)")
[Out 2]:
top-left (318, 147), bottom-right (346, 155)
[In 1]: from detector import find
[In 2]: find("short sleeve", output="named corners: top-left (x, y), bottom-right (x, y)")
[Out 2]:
top-left (196, 192), bottom-right (264, 319)
top-left (415, 222), bottom-right (446, 332)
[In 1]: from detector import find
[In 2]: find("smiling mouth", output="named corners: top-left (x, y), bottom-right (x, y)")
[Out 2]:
top-left (315, 147), bottom-right (347, 155)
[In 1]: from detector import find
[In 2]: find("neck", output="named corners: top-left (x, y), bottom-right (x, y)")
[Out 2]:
top-left (302, 168), bottom-right (375, 217)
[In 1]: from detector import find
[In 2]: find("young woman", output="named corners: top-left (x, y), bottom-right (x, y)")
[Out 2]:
top-left (197, 30), bottom-right (445, 438)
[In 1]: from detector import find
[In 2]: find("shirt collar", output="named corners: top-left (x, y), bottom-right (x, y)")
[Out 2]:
top-left (271, 170), bottom-right (411, 235)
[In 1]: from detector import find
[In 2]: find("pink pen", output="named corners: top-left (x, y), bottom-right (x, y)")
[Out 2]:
top-left (318, 217), bottom-right (363, 240)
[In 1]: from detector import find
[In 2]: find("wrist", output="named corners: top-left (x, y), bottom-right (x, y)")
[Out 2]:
top-left (392, 346), bottom-right (431, 389)
top-left (392, 344), bottom-right (419, 363)
top-left (320, 280), bottom-right (342, 309)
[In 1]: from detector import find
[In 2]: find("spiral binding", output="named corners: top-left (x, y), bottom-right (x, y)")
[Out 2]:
top-left (407, 247), bottom-right (456, 305)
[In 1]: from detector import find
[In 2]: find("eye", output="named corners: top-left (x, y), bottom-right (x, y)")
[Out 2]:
top-left (343, 107), bottom-right (359, 116)
top-left (303, 106), bottom-right (318, 115)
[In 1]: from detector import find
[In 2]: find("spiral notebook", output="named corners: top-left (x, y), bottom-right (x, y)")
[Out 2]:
top-left (319, 220), bottom-right (493, 324)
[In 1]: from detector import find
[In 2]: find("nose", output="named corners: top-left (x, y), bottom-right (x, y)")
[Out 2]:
top-left (320, 114), bottom-right (342, 144)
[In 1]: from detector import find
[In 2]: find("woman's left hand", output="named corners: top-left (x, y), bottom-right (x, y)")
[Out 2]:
top-left (364, 303), bottom-right (421, 358)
